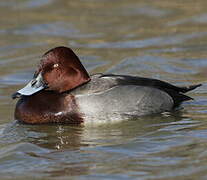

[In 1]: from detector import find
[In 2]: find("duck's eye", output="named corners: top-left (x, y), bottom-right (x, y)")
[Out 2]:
top-left (53, 63), bottom-right (59, 68)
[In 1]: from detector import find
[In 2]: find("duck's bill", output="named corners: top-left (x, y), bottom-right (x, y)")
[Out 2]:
top-left (12, 73), bottom-right (47, 99)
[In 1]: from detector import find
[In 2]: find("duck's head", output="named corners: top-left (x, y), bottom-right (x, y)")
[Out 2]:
top-left (12, 46), bottom-right (90, 99)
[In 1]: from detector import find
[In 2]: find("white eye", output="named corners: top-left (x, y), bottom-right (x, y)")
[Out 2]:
top-left (53, 63), bottom-right (59, 68)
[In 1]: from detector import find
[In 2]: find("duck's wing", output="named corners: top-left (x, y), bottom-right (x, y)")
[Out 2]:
top-left (99, 74), bottom-right (201, 107)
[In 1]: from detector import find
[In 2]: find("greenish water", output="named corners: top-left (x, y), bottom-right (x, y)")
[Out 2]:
top-left (0, 0), bottom-right (207, 179)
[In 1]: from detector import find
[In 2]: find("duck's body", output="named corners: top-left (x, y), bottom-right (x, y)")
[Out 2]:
top-left (75, 75), bottom-right (174, 122)
top-left (13, 47), bottom-right (201, 124)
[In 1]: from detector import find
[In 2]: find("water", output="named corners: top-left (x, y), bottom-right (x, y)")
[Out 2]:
top-left (0, 0), bottom-right (207, 179)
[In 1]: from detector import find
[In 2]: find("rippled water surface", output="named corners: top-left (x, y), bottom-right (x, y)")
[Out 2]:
top-left (1, 0), bottom-right (207, 179)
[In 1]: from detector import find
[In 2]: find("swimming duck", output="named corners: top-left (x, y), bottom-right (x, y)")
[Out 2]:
top-left (12, 46), bottom-right (201, 124)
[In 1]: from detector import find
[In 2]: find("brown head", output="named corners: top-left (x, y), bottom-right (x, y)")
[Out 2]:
top-left (39, 46), bottom-right (90, 93)
top-left (12, 46), bottom-right (91, 98)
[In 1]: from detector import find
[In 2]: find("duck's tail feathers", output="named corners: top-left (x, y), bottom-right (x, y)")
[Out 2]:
top-left (166, 84), bottom-right (201, 107)
top-left (179, 84), bottom-right (202, 93)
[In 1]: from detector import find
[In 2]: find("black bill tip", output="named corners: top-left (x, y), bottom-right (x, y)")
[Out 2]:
top-left (12, 92), bottom-right (22, 99)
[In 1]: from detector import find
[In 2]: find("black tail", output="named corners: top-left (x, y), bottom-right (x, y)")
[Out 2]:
top-left (179, 84), bottom-right (202, 93)
top-left (164, 83), bottom-right (201, 107)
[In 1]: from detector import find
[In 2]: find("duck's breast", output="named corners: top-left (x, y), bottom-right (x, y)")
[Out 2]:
top-left (75, 85), bottom-right (174, 122)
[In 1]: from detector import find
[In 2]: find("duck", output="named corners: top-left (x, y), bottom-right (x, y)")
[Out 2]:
top-left (12, 46), bottom-right (201, 124)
